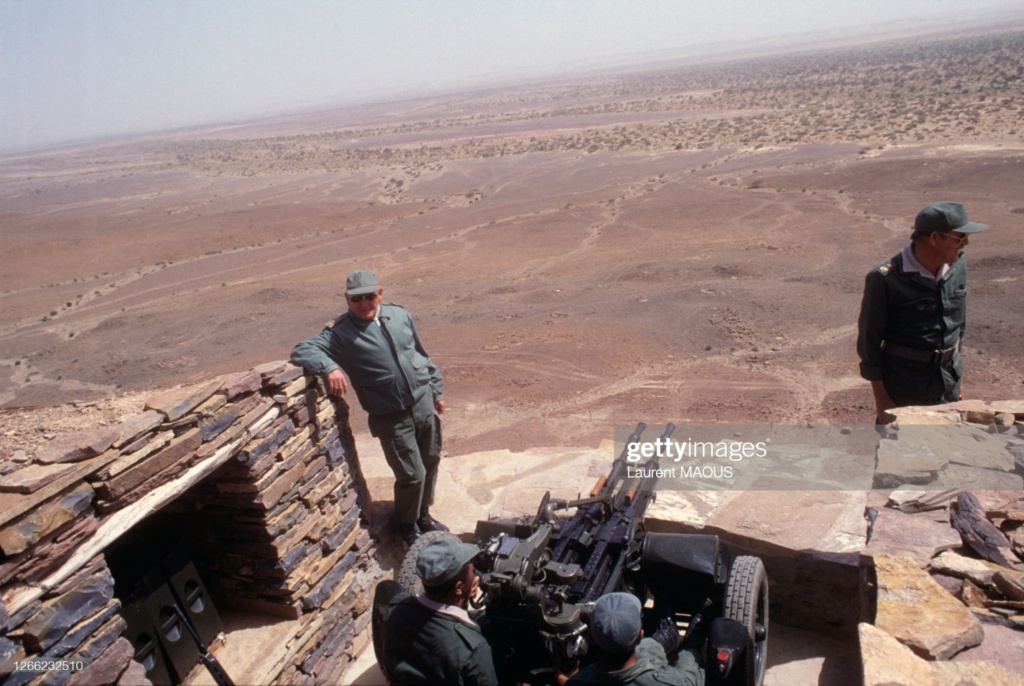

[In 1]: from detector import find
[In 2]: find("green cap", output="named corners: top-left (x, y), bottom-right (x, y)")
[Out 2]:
top-left (346, 269), bottom-right (380, 295)
top-left (416, 535), bottom-right (479, 588)
top-left (914, 202), bottom-right (987, 235)
top-left (590, 592), bottom-right (643, 656)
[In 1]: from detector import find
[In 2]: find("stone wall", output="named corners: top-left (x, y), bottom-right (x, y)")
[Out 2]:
top-left (0, 361), bottom-right (382, 685)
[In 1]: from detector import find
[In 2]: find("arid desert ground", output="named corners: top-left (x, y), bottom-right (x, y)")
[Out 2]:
top-left (2, 19), bottom-right (1023, 457)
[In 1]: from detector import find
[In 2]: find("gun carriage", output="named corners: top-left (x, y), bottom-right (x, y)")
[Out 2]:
top-left (373, 423), bottom-right (769, 686)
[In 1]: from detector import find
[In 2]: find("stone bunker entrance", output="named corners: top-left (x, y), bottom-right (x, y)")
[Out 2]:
top-left (1, 362), bottom-right (384, 686)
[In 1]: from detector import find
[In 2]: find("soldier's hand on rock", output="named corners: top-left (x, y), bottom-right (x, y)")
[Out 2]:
top-left (326, 369), bottom-right (350, 397)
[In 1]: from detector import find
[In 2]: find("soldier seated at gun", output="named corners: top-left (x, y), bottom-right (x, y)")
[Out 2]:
top-left (565, 592), bottom-right (703, 686)
top-left (379, 535), bottom-right (500, 686)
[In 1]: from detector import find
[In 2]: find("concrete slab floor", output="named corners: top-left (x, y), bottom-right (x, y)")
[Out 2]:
top-left (187, 610), bottom-right (299, 686)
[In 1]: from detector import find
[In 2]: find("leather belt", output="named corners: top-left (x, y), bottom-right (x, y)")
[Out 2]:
top-left (883, 341), bottom-right (959, 364)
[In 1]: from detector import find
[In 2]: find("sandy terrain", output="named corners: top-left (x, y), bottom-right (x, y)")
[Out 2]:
top-left (2, 22), bottom-right (1023, 458)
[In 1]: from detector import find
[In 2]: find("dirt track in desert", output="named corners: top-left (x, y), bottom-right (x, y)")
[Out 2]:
top-left (2, 20), bottom-right (1024, 456)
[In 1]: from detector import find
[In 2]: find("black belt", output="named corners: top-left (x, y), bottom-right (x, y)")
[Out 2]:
top-left (884, 341), bottom-right (959, 364)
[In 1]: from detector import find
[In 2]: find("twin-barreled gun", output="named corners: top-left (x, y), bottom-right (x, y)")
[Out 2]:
top-left (472, 422), bottom-right (676, 678)
top-left (548, 421), bottom-right (676, 604)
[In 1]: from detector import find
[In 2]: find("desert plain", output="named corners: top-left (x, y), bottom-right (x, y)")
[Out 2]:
top-left (2, 17), bottom-right (1023, 458)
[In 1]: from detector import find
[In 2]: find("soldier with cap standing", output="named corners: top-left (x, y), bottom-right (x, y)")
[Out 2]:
top-left (380, 535), bottom-right (499, 686)
top-left (291, 269), bottom-right (447, 544)
top-left (857, 202), bottom-right (988, 424)
top-left (567, 592), bottom-right (703, 685)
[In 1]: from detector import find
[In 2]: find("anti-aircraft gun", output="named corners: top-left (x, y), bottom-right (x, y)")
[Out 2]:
top-left (373, 423), bottom-right (769, 686)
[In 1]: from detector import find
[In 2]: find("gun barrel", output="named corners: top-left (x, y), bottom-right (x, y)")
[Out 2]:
top-left (596, 422), bottom-right (647, 502)
top-left (626, 422), bottom-right (647, 448)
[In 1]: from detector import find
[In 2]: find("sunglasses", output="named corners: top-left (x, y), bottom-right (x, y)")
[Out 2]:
top-left (348, 292), bottom-right (378, 303)
top-left (937, 232), bottom-right (968, 247)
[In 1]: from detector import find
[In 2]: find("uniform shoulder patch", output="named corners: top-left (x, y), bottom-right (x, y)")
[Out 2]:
top-left (453, 622), bottom-right (485, 649)
top-left (878, 261), bottom-right (892, 275)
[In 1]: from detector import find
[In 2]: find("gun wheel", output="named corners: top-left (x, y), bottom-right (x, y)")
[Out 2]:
top-left (722, 555), bottom-right (768, 686)
top-left (397, 529), bottom-right (450, 596)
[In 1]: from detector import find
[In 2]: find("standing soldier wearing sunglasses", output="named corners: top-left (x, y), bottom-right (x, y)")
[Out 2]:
top-left (291, 269), bottom-right (447, 545)
top-left (857, 202), bottom-right (988, 424)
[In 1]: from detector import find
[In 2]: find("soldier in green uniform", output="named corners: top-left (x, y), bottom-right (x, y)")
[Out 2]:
top-left (381, 535), bottom-right (499, 686)
top-left (291, 269), bottom-right (446, 544)
top-left (567, 593), bottom-right (703, 686)
top-left (857, 202), bottom-right (987, 423)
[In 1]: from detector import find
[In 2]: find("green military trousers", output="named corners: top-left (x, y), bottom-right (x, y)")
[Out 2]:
top-left (368, 391), bottom-right (441, 525)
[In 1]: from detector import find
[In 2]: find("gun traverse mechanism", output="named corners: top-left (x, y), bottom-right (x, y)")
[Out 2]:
top-left (376, 422), bottom-right (769, 686)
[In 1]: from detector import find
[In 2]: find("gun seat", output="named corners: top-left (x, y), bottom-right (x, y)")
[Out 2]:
top-left (641, 532), bottom-right (723, 582)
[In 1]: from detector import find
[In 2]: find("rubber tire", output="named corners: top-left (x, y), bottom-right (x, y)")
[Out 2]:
top-left (722, 555), bottom-right (768, 686)
top-left (397, 529), bottom-right (450, 596)
top-left (371, 580), bottom-right (405, 684)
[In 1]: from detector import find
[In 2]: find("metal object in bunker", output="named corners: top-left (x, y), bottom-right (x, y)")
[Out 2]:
top-left (161, 545), bottom-right (224, 648)
top-left (121, 583), bottom-right (176, 686)
top-left (117, 545), bottom-right (227, 685)
top-left (122, 566), bottom-right (195, 684)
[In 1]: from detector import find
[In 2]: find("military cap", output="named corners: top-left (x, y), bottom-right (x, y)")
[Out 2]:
top-left (589, 592), bottom-right (643, 656)
top-left (914, 202), bottom-right (987, 235)
top-left (416, 534), bottom-right (479, 588)
top-left (346, 269), bottom-right (380, 295)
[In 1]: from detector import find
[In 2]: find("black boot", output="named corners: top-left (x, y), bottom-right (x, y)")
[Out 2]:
top-left (416, 511), bottom-right (449, 533)
top-left (398, 522), bottom-right (421, 546)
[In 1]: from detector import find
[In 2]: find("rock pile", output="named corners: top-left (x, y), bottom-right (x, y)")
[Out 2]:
top-left (861, 400), bottom-right (1024, 685)
top-left (0, 362), bottom-right (382, 685)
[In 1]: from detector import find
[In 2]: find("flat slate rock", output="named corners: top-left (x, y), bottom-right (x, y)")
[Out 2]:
top-left (860, 622), bottom-right (1022, 686)
top-left (889, 406), bottom-right (962, 425)
top-left (144, 378), bottom-right (223, 422)
top-left (20, 570), bottom-right (115, 652)
top-left (0, 483), bottom-right (94, 556)
top-left (930, 550), bottom-right (1020, 590)
top-left (990, 400), bottom-right (1024, 416)
top-left (874, 553), bottom-right (983, 660)
top-left (67, 635), bottom-right (134, 686)
top-left (896, 424), bottom-right (1016, 473)
top-left (875, 438), bottom-right (945, 486)
top-left (253, 360), bottom-right (289, 378)
top-left (34, 427), bottom-right (120, 465)
top-left (221, 369), bottom-right (262, 398)
top-left (268, 365), bottom-right (304, 387)
top-left (863, 506), bottom-right (961, 568)
top-left (113, 410), bottom-right (164, 448)
top-left (0, 463), bottom-right (77, 494)
top-left (935, 462), bottom-right (1024, 491)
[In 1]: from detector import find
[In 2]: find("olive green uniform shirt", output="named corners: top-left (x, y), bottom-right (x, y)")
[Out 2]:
top-left (382, 593), bottom-right (499, 686)
top-left (290, 303), bottom-right (443, 419)
top-left (857, 249), bottom-right (967, 405)
top-left (566, 638), bottom-right (703, 686)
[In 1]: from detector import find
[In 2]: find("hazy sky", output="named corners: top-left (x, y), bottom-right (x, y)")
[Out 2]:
top-left (2, 0), bottom-right (1022, 154)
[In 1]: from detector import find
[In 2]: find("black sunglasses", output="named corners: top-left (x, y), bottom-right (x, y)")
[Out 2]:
top-left (348, 292), bottom-right (378, 303)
